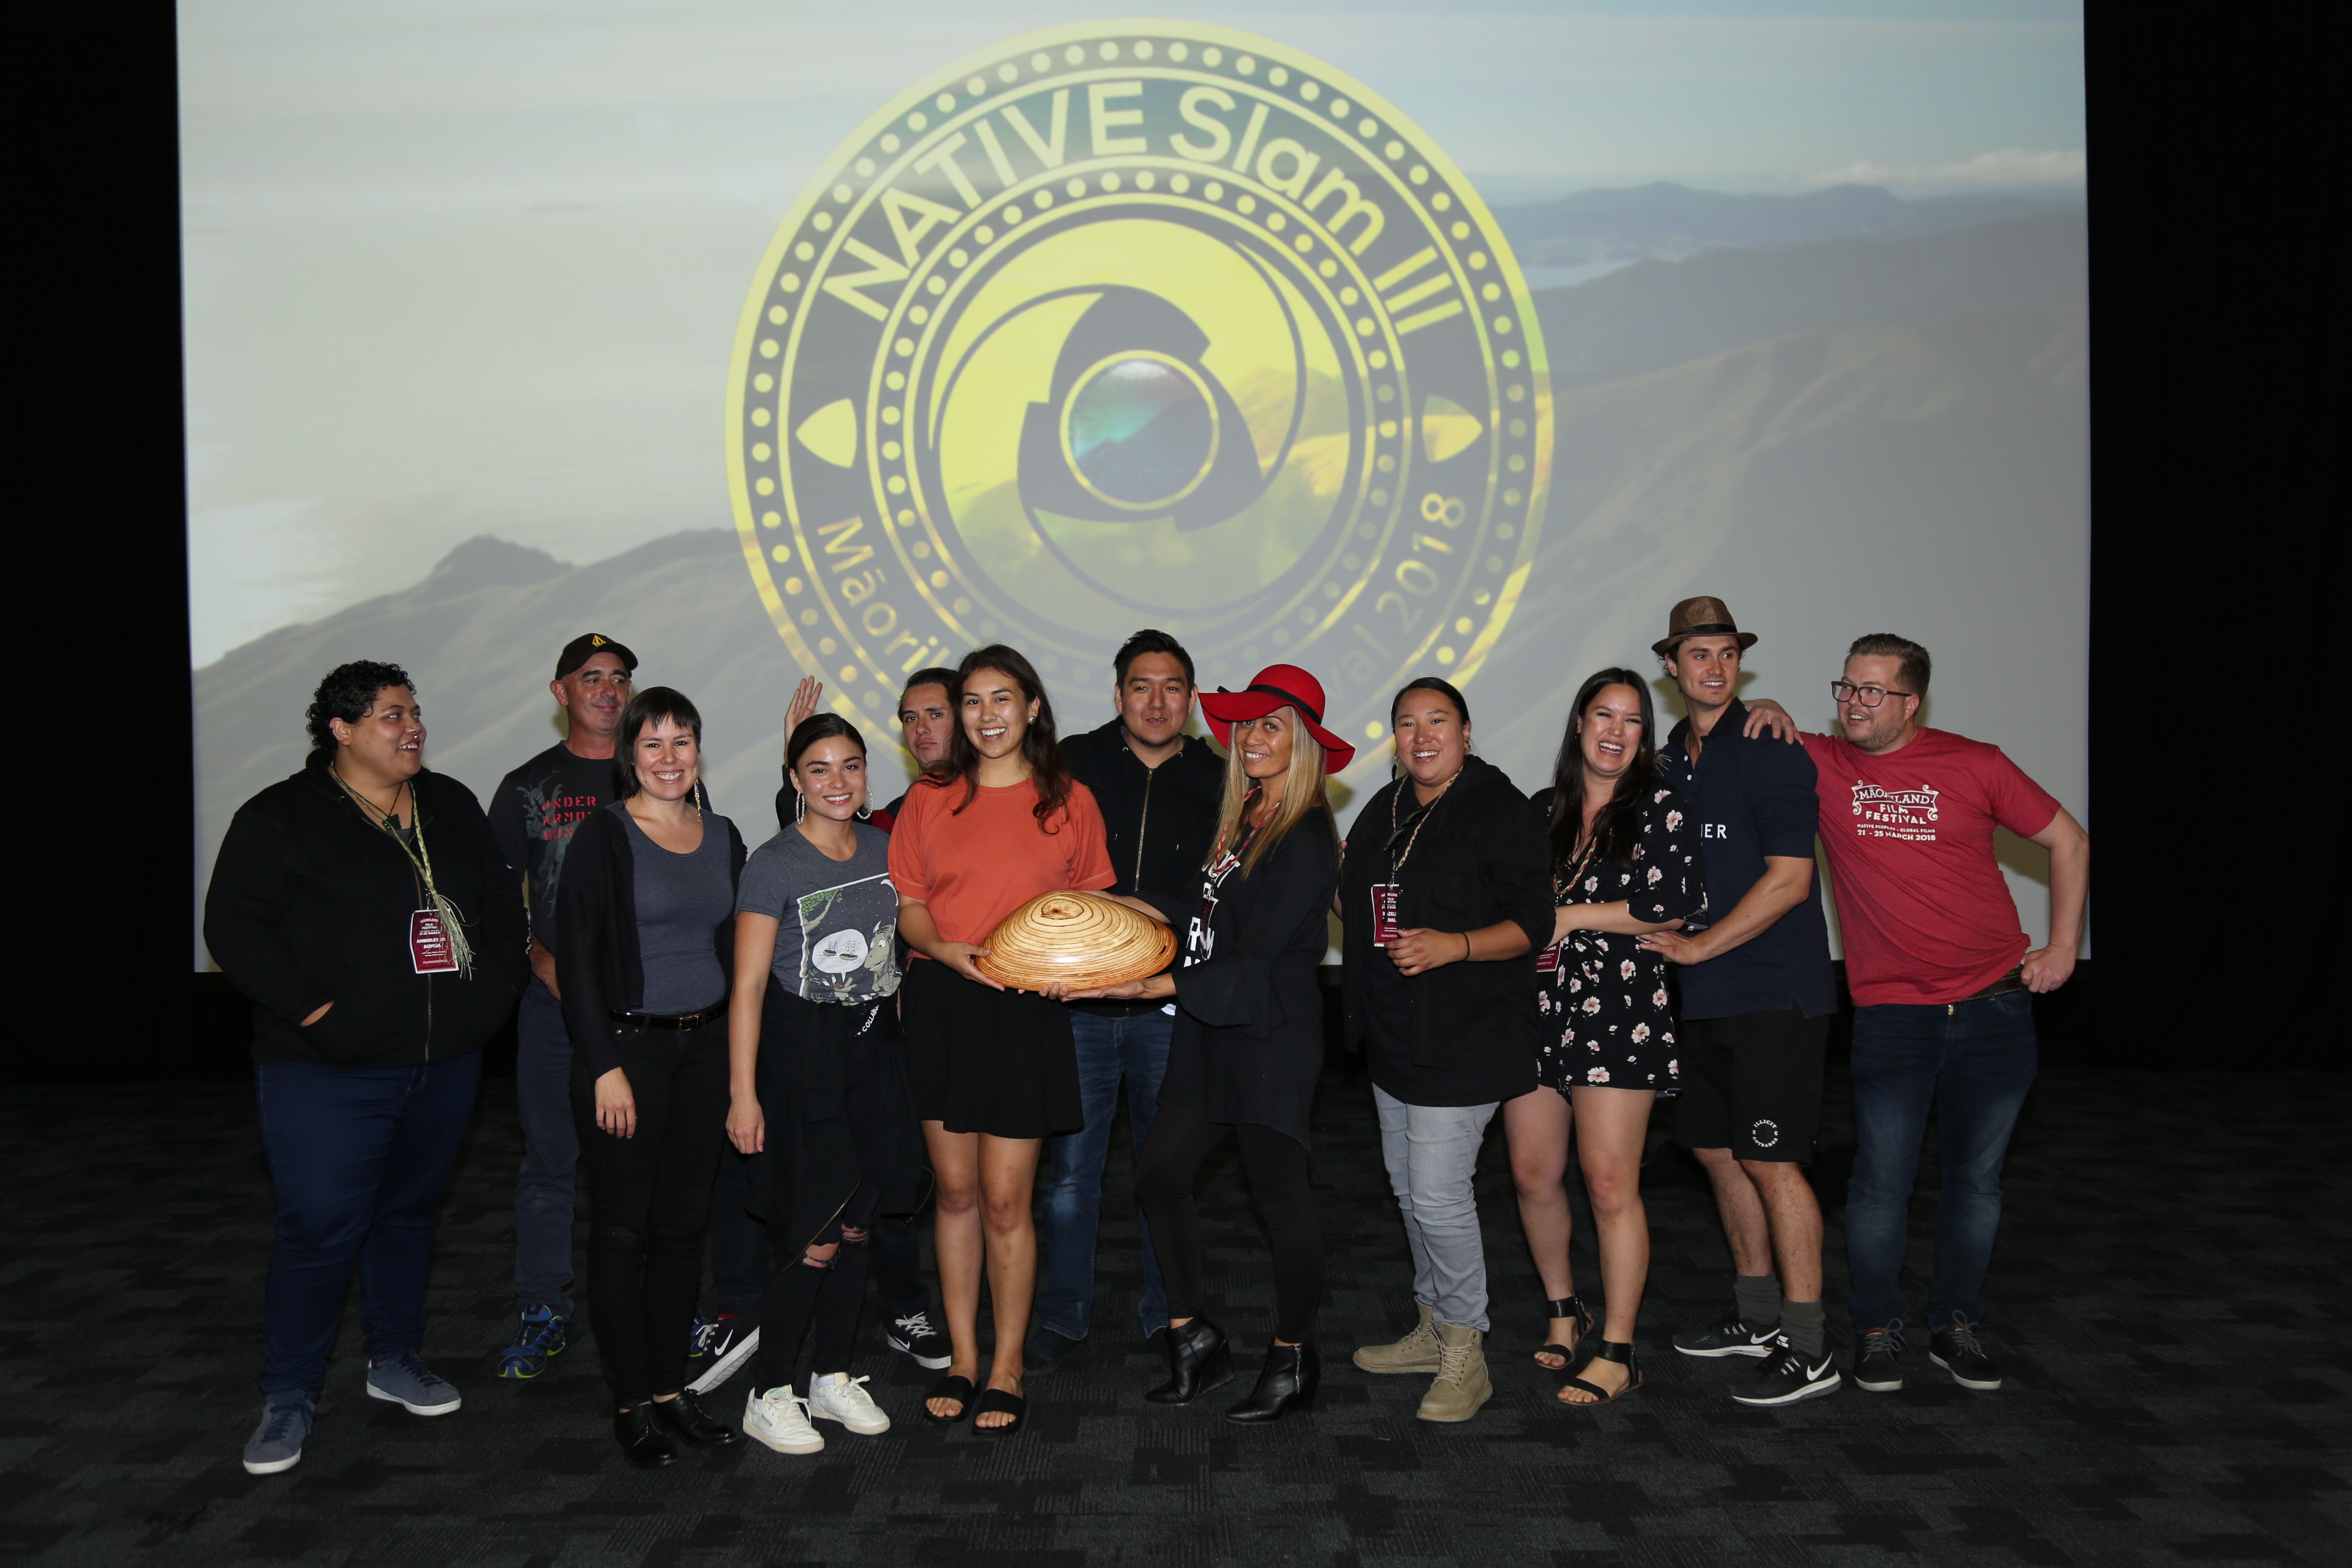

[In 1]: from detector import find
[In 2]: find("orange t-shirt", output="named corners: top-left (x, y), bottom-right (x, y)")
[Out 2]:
top-left (887, 775), bottom-right (1115, 949)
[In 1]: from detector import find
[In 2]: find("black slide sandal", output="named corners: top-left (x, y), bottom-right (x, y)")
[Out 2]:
top-left (971, 1387), bottom-right (1027, 1436)
top-left (1535, 1294), bottom-right (1594, 1371)
top-left (921, 1374), bottom-right (975, 1423)
top-left (1559, 1340), bottom-right (1643, 1408)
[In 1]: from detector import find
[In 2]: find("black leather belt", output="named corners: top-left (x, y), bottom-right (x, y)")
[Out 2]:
top-left (1956, 968), bottom-right (2027, 1004)
top-left (609, 1000), bottom-right (726, 1030)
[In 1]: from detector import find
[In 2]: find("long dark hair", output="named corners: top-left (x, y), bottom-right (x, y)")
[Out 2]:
top-left (615, 686), bottom-right (704, 800)
top-left (932, 644), bottom-right (1074, 825)
top-left (1546, 668), bottom-right (1658, 867)
top-left (786, 712), bottom-right (865, 771)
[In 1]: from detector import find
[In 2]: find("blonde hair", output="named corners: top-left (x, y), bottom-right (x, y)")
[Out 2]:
top-left (1207, 706), bottom-right (1336, 876)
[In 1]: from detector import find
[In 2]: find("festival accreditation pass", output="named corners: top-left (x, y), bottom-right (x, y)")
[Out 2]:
top-left (1370, 883), bottom-right (1402, 944)
top-left (410, 910), bottom-right (460, 974)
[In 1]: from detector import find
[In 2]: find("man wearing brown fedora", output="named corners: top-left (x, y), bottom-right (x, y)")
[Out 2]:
top-left (1638, 599), bottom-right (1844, 1406)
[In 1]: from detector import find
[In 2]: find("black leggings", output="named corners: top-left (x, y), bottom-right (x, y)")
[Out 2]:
top-left (748, 1186), bottom-right (880, 1394)
top-left (1134, 1106), bottom-right (1323, 1343)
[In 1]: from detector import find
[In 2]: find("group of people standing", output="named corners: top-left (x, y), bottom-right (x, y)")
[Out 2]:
top-left (205, 598), bottom-right (2086, 1476)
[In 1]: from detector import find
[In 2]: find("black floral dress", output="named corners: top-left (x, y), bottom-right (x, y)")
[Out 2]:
top-left (1534, 780), bottom-right (1705, 1093)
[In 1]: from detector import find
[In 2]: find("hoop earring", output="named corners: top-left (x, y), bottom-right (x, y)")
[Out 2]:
top-left (793, 790), bottom-right (806, 824)
top-left (855, 801), bottom-right (872, 821)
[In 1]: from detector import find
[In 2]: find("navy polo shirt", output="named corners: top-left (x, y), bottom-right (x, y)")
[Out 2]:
top-left (1664, 699), bottom-right (1836, 1020)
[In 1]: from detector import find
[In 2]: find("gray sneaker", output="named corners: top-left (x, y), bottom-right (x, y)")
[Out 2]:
top-left (243, 1393), bottom-right (314, 1474)
top-left (366, 1352), bottom-right (462, 1415)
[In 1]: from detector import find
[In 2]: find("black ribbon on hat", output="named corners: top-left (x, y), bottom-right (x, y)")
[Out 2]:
top-left (1676, 622), bottom-right (1740, 638)
top-left (1226, 681), bottom-right (1324, 725)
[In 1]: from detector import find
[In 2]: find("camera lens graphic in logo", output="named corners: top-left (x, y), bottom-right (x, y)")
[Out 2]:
top-left (727, 23), bottom-right (1550, 767)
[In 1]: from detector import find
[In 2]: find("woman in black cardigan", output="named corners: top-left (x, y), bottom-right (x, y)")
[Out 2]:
top-left (556, 687), bottom-right (747, 1466)
top-left (1338, 677), bottom-right (1554, 1425)
top-left (1061, 663), bottom-right (1350, 1425)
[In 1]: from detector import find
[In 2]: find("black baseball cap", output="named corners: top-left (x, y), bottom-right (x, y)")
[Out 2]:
top-left (555, 633), bottom-right (638, 679)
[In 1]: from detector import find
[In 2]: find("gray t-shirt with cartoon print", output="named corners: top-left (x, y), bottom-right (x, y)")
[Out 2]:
top-left (736, 821), bottom-right (900, 1004)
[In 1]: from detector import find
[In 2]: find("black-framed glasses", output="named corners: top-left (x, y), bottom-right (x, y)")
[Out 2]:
top-left (1831, 680), bottom-right (1912, 709)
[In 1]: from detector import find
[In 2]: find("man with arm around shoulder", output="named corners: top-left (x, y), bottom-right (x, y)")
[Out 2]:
top-left (1637, 598), bottom-right (1842, 1406)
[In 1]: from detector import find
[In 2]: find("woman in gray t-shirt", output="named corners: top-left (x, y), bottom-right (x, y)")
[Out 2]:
top-left (725, 715), bottom-right (924, 1454)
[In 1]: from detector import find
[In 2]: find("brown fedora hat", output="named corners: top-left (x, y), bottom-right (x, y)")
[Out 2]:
top-left (1653, 596), bottom-right (1759, 657)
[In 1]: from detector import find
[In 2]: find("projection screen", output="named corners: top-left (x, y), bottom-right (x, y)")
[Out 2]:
top-left (184, 2), bottom-right (2089, 964)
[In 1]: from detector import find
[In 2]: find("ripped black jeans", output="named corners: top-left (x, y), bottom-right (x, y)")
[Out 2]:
top-left (749, 1185), bottom-right (881, 1395)
top-left (573, 1018), bottom-right (730, 1408)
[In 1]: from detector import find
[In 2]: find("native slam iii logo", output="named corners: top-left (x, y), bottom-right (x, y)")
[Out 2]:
top-left (726, 22), bottom-right (1550, 764)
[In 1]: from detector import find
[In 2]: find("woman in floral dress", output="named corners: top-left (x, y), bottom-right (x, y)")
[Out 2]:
top-left (1506, 668), bottom-right (1703, 1406)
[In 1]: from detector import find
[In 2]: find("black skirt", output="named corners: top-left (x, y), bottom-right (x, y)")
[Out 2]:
top-left (745, 983), bottom-right (926, 1254)
top-left (902, 958), bottom-right (1082, 1138)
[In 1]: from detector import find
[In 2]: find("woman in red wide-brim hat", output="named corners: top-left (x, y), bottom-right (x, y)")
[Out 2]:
top-left (1058, 664), bottom-right (1351, 1424)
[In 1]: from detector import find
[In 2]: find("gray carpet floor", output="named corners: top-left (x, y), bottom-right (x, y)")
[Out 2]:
top-left (2, 1063), bottom-right (2345, 1566)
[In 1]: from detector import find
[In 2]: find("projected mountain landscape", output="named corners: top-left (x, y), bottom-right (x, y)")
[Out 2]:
top-left (192, 190), bottom-right (2087, 955)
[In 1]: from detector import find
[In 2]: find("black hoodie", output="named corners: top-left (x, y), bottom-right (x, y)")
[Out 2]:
top-left (206, 753), bottom-right (529, 1067)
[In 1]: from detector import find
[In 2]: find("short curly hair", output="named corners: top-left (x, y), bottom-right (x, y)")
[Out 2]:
top-left (306, 660), bottom-right (417, 756)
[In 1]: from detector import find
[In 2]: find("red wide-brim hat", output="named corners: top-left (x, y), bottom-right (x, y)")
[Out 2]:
top-left (1197, 663), bottom-right (1356, 771)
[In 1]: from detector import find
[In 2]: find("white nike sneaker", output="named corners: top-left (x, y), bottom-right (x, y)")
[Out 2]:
top-left (807, 1371), bottom-right (892, 1435)
top-left (741, 1384), bottom-right (824, 1453)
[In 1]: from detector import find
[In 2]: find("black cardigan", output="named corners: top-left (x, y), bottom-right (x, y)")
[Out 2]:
top-left (554, 803), bottom-right (748, 1081)
top-left (1339, 755), bottom-right (1554, 1071)
top-left (205, 753), bottom-right (527, 1068)
top-left (1144, 812), bottom-right (1341, 1147)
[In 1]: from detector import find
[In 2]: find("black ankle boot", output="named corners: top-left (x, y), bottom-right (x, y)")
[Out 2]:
top-left (1145, 1317), bottom-right (1235, 1404)
top-left (613, 1404), bottom-right (680, 1467)
top-left (1224, 1340), bottom-right (1319, 1424)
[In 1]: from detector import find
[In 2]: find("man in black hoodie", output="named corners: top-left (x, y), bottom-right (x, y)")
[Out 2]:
top-left (1027, 630), bottom-right (1226, 1373)
top-left (206, 661), bottom-right (527, 1476)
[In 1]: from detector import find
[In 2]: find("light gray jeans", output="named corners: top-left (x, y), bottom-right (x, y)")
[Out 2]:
top-left (1373, 1085), bottom-right (1501, 1333)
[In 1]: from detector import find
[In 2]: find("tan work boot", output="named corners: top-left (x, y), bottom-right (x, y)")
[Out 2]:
top-left (1415, 1322), bottom-right (1492, 1422)
top-left (1352, 1301), bottom-right (1442, 1374)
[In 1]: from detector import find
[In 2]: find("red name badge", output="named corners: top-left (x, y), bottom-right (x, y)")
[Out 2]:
top-left (1370, 883), bottom-right (1402, 944)
top-left (1535, 940), bottom-right (1563, 973)
top-left (410, 910), bottom-right (459, 974)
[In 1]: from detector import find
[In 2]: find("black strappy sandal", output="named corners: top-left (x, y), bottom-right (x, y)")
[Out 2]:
top-left (971, 1386), bottom-right (1028, 1437)
top-left (921, 1373), bottom-right (974, 1424)
top-left (1559, 1340), bottom-right (1643, 1408)
top-left (1534, 1295), bottom-right (1595, 1371)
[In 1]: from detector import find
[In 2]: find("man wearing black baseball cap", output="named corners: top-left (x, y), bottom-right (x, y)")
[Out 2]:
top-left (484, 633), bottom-right (638, 1382)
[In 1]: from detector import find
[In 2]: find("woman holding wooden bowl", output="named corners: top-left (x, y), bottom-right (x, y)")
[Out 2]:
top-left (887, 644), bottom-right (1115, 1435)
top-left (1057, 664), bottom-right (1350, 1424)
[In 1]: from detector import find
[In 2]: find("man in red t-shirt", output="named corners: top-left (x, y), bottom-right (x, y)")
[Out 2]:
top-left (1784, 635), bottom-right (2087, 1397)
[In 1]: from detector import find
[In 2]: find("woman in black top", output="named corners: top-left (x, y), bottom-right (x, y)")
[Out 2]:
top-left (1062, 663), bottom-right (1349, 1424)
top-left (206, 661), bottom-right (526, 1477)
top-left (556, 687), bottom-right (747, 1466)
top-left (1337, 678), bottom-right (1554, 1425)
top-left (1507, 669), bottom-right (1703, 1407)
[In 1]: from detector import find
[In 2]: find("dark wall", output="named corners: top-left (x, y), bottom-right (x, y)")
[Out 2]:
top-left (11, 5), bottom-right (2336, 1084)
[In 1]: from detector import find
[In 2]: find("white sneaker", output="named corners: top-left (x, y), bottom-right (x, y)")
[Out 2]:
top-left (741, 1385), bottom-right (823, 1454)
top-left (807, 1371), bottom-right (892, 1435)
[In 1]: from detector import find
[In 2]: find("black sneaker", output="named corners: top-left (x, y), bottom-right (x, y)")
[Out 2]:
top-left (1021, 1322), bottom-right (1084, 1374)
top-left (686, 1314), bottom-right (759, 1394)
top-left (1731, 1337), bottom-right (1842, 1406)
top-left (886, 1308), bottom-right (952, 1371)
top-left (1929, 1316), bottom-right (2003, 1390)
top-left (1852, 1321), bottom-right (1905, 1393)
top-left (1673, 1307), bottom-right (1781, 1359)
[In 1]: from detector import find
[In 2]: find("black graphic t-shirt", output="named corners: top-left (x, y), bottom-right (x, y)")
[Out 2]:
top-left (489, 742), bottom-right (617, 939)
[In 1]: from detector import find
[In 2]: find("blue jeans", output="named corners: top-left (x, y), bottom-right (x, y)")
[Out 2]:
top-left (254, 1052), bottom-right (483, 1398)
top-left (512, 982), bottom-right (578, 1313)
top-left (1845, 990), bottom-right (2038, 1334)
top-left (1034, 1008), bottom-right (1170, 1340)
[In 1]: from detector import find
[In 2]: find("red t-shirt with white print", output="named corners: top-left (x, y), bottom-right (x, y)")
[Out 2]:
top-left (1802, 728), bottom-right (2063, 1007)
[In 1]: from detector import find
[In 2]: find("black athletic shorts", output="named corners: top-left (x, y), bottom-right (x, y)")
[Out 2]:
top-left (1674, 1006), bottom-right (1830, 1163)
